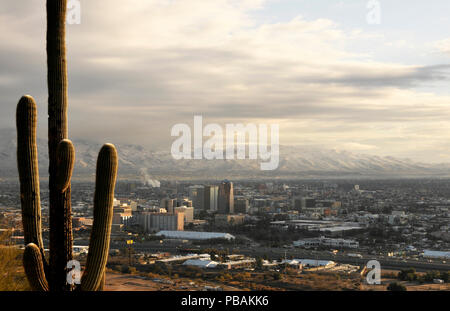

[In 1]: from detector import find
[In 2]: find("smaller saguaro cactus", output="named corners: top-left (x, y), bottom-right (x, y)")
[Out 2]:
top-left (17, 95), bottom-right (118, 291)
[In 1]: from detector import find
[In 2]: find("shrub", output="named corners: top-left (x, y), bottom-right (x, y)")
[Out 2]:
top-left (216, 272), bottom-right (233, 283)
top-left (423, 270), bottom-right (440, 282)
top-left (129, 267), bottom-right (137, 274)
top-left (121, 265), bottom-right (130, 274)
top-left (0, 246), bottom-right (30, 291)
top-left (440, 271), bottom-right (449, 283)
top-left (398, 268), bottom-right (417, 281)
top-left (387, 282), bottom-right (407, 291)
top-left (272, 272), bottom-right (282, 280)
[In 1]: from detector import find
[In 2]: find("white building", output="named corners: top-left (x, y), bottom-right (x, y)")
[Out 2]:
top-left (183, 259), bottom-right (218, 268)
top-left (282, 259), bottom-right (336, 268)
top-left (293, 236), bottom-right (359, 249)
top-left (136, 213), bottom-right (184, 232)
top-left (422, 250), bottom-right (450, 259)
top-left (155, 230), bottom-right (235, 240)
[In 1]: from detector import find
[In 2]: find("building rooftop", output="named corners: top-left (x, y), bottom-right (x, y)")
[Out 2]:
top-left (155, 230), bottom-right (235, 240)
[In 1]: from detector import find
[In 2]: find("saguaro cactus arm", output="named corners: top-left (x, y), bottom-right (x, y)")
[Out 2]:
top-left (56, 139), bottom-right (75, 192)
top-left (23, 243), bottom-right (49, 291)
top-left (80, 144), bottom-right (118, 291)
top-left (16, 96), bottom-right (44, 252)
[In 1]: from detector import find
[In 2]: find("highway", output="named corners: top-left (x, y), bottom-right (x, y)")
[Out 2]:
top-left (108, 240), bottom-right (450, 272)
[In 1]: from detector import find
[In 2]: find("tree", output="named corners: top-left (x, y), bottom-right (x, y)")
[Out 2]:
top-left (272, 272), bottom-right (282, 280)
top-left (387, 282), bottom-right (407, 291)
top-left (423, 270), bottom-right (440, 282)
top-left (398, 268), bottom-right (417, 281)
top-left (209, 250), bottom-right (218, 261)
top-left (255, 257), bottom-right (264, 270)
top-left (440, 271), bottom-right (449, 283)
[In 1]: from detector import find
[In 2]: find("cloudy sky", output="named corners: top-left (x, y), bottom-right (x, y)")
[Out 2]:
top-left (1, 0), bottom-right (450, 162)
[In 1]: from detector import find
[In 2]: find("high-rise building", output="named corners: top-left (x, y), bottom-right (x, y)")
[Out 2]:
top-left (189, 185), bottom-right (205, 210)
top-left (160, 198), bottom-right (176, 213)
top-left (218, 180), bottom-right (234, 214)
top-left (234, 198), bottom-right (249, 214)
top-left (204, 185), bottom-right (219, 212)
top-left (175, 206), bottom-right (194, 223)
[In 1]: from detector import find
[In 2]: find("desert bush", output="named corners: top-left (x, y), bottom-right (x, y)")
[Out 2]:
top-left (129, 267), bottom-right (137, 275)
top-left (272, 272), bottom-right (282, 280)
top-left (121, 265), bottom-right (130, 274)
top-left (0, 231), bottom-right (30, 291)
top-left (398, 268), bottom-right (417, 281)
top-left (387, 282), bottom-right (407, 291)
top-left (216, 272), bottom-right (233, 283)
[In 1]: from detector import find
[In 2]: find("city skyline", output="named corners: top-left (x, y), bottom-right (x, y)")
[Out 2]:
top-left (3, 0), bottom-right (450, 295)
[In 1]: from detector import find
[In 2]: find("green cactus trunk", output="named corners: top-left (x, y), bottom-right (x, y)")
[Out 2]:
top-left (47, 0), bottom-right (72, 291)
top-left (23, 243), bottom-right (49, 291)
top-left (16, 1), bottom-right (119, 291)
top-left (16, 96), bottom-right (44, 253)
top-left (81, 144), bottom-right (118, 291)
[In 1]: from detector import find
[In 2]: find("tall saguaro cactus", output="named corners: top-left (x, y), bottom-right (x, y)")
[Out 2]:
top-left (47, 0), bottom-right (71, 291)
top-left (16, 1), bottom-right (119, 291)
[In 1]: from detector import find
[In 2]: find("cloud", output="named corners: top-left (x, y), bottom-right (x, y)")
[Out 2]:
top-left (336, 143), bottom-right (378, 152)
top-left (434, 38), bottom-right (450, 55)
top-left (1, 0), bottom-right (450, 162)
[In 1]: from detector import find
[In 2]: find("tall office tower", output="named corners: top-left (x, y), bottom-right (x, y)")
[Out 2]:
top-left (160, 198), bottom-right (176, 214)
top-left (234, 198), bottom-right (249, 214)
top-left (204, 185), bottom-right (219, 212)
top-left (189, 185), bottom-right (205, 210)
top-left (218, 180), bottom-right (234, 214)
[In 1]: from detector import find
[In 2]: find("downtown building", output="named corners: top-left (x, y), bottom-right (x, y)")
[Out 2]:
top-left (204, 185), bottom-right (219, 212)
top-left (189, 185), bottom-right (205, 211)
top-left (218, 180), bottom-right (234, 214)
top-left (136, 212), bottom-right (184, 233)
top-left (160, 198), bottom-right (177, 214)
top-left (234, 198), bottom-right (249, 214)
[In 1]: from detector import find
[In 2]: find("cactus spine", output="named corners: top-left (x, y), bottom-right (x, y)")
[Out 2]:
top-left (16, 1), bottom-right (119, 291)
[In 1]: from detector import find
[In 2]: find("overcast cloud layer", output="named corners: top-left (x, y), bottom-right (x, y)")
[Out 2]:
top-left (1, 0), bottom-right (450, 162)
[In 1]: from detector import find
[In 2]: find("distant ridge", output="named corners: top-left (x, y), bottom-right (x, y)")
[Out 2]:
top-left (1, 128), bottom-right (450, 180)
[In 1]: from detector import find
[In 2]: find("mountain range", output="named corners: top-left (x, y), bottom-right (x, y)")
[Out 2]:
top-left (1, 128), bottom-right (450, 180)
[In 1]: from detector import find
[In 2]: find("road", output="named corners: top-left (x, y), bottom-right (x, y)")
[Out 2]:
top-left (106, 240), bottom-right (450, 272)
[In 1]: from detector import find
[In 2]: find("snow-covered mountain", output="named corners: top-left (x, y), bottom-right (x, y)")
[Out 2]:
top-left (1, 128), bottom-right (449, 180)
